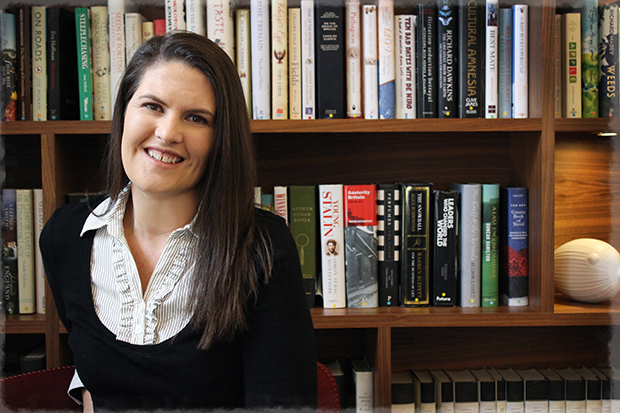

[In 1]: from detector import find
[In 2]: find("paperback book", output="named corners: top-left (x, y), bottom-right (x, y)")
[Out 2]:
top-left (377, 183), bottom-right (400, 307)
top-left (500, 187), bottom-right (528, 307)
top-left (319, 184), bottom-right (347, 308)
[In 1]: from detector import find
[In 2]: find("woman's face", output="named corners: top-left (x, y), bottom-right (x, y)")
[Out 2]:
top-left (121, 61), bottom-right (216, 202)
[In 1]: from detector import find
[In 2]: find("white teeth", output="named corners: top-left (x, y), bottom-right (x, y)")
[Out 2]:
top-left (147, 149), bottom-right (182, 164)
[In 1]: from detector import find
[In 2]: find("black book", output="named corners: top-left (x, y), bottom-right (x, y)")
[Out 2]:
top-left (15, 6), bottom-right (32, 121)
top-left (554, 368), bottom-right (586, 402)
top-left (458, 0), bottom-right (483, 117)
top-left (516, 369), bottom-right (548, 404)
top-left (437, 0), bottom-right (458, 117)
top-left (432, 190), bottom-right (458, 306)
top-left (471, 369), bottom-right (496, 404)
top-left (539, 368), bottom-right (565, 402)
top-left (377, 184), bottom-right (401, 306)
top-left (417, 3), bottom-right (438, 118)
top-left (573, 367), bottom-right (602, 402)
top-left (446, 370), bottom-right (478, 405)
top-left (496, 368), bottom-right (524, 405)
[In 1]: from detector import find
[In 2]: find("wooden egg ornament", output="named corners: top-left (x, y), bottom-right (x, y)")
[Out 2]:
top-left (554, 238), bottom-right (620, 303)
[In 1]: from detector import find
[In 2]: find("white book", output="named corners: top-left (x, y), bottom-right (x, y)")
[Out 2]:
top-left (271, 0), bottom-right (288, 119)
top-left (319, 184), bottom-right (346, 308)
top-left (301, 0), bottom-right (315, 119)
top-left (31, 6), bottom-right (46, 121)
top-left (166, 0), bottom-right (186, 32)
top-left (378, 0), bottom-right (395, 119)
top-left (16, 189), bottom-right (35, 314)
top-left (555, 14), bottom-right (562, 118)
top-left (186, 0), bottom-right (206, 35)
top-left (362, 5), bottom-right (379, 119)
top-left (396, 14), bottom-right (416, 119)
top-left (109, 0), bottom-right (138, 111)
top-left (91, 6), bottom-right (111, 121)
top-left (289, 8), bottom-right (302, 119)
top-left (124, 13), bottom-right (146, 63)
top-left (485, 0), bottom-right (499, 118)
top-left (345, 0), bottom-right (362, 118)
top-left (33, 189), bottom-right (45, 315)
top-left (207, 0), bottom-right (235, 62)
top-left (251, 0), bottom-right (271, 119)
top-left (562, 12), bottom-right (581, 118)
top-left (274, 186), bottom-right (288, 224)
top-left (350, 357), bottom-right (373, 413)
top-left (236, 9), bottom-right (252, 116)
top-left (512, 4), bottom-right (528, 118)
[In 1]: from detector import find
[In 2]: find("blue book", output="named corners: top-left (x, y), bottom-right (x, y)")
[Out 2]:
top-left (499, 187), bottom-right (528, 307)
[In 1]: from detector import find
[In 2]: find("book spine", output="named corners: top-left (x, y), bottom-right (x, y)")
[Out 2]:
top-left (319, 184), bottom-right (347, 308)
top-left (418, 3), bottom-right (438, 118)
top-left (31, 6), bottom-right (46, 121)
top-left (598, 4), bottom-right (618, 118)
top-left (75, 8), bottom-right (93, 121)
top-left (47, 9), bottom-right (62, 119)
top-left (33, 189), bottom-right (44, 314)
top-left (401, 183), bottom-right (432, 307)
top-left (377, 184), bottom-right (400, 306)
top-left (251, 0), bottom-right (271, 119)
top-left (301, 0), bottom-right (316, 119)
top-left (273, 185), bottom-right (288, 224)
top-left (481, 183), bottom-right (499, 307)
top-left (2, 11), bottom-right (17, 121)
top-left (315, 0), bottom-right (345, 119)
top-left (378, 0), bottom-right (395, 119)
top-left (91, 6), bottom-right (111, 121)
top-left (17, 6), bottom-right (32, 121)
top-left (458, 0), bottom-right (482, 118)
top-left (289, 186), bottom-right (318, 309)
top-left (485, 0), bottom-right (499, 118)
top-left (562, 12), bottom-right (582, 118)
top-left (555, 13), bottom-right (562, 118)
top-left (437, 0), bottom-right (457, 118)
top-left (450, 182), bottom-right (481, 307)
top-left (124, 13), bottom-right (145, 64)
top-left (344, 185), bottom-right (378, 308)
top-left (499, 7), bottom-right (513, 118)
top-left (500, 187), bottom-right (528, 307)
top-left (396, 15), bottom-right (416, 119)
top-left (153, 19), bottom-right (166, 35)
top-left (165, 0), bottom-right (186, 32)
top-left (207, 0), bottom-right (234, 62)
top-left (432, 190), bottom-right (458, 307)
top-left (271, 0), bottom-right (288, 119)
top-left (289, 8), bottom-right (302, 119)
top-left (108, 0), bottom-right (129, 111)
top-left (16, 189), bottom-right (35, 314)
top-left (512, 4), bottom-right (528, 118)
top-left (362, 4), bottom-right (379, 119)
top-left (350, 358), bottom-right (374, 411)
top-left (3, 189), bottom-right (18, 315)
top-left (236, 9), bottom-right (252, 117)
top-left (185, 0), bottom-right (206, 35)
top-left (581, 0), bottom-right (599, 118)
top-left (345, 0), bottom-right (362, 119)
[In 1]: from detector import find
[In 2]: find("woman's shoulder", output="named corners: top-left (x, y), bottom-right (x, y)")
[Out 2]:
top-left (254, 207), bottom-right (295, 256)
top-left (43, 195), bottom-right (107, 236)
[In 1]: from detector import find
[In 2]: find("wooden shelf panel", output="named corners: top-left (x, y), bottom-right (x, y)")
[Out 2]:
top-left (555, 118), bottom-right (620, 134)
top-left (3, 313), bottom-right (47, 334)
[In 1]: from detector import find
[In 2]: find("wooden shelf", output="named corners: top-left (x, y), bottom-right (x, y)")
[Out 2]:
top-left (3, 313), bottom-right (47, 334)
top-left (555, 118), bottom-right (620, 134)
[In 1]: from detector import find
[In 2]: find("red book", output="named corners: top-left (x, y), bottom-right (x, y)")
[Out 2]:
top-left (154, 19), bottom-right (166, 36)
top-left (344, 185), bottom-right (377, 226)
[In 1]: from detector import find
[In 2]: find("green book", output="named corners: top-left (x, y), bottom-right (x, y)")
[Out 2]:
top-left (75, 7), bottom-right (92, 120)
top-left (288, 185), bottom-right (317, 308)
top-left (581, 0), bottom-right (598, 118)
top-left (481, 183), bottom-right (499, 307)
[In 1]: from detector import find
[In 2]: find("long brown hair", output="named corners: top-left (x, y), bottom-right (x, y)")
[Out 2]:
top-left (104, 32), bottom-right (272, 350)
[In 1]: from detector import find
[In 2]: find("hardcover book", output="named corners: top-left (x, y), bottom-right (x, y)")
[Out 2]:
top-left (271, 0), bottom-right (288, 119)
top-left (515, 369), bottom-right (548, 413)
top-left (273, 185), bottom-right (288, 224)
top-left (185, 0), bottom-right (206, 35)
top-left (377, 184), bottom-right (400, 307)
top-left (496, 368), bottom-right (525, 413)
top-left (91, 6), bottom-right (111, 120)
top-left (344, 184), bottom-right (378, 308)
top-left (236, 9), bottom-right (252, 116)
top-left (392, 371), bottom-right (416, 411)
top-left (437, 0), bottom-right (457, 118)
top-left (572, 367), bottom-right (602, 412)
top-left (251, 0), bottom-right (270, 119)
top-left (512, 4), bottom-right (528, 118)
top-left (362, 4), bottom-right (379, 119)
top-left (445, 370), bottom-right (478, 411)
top-left (301, 0), bottom-right (316, 119)
top-left (538, 368), bottom-right (565, 411)
top-left (3, 189), bottom-right (18, 315)
top-left (345, 0), bottom-right (362, 119)
top-left (207, 0), bottom-right (234, 61)
top-left (581, 0), bottom-right (598, 118)
top-left (153, 19), bottom-right (166, 35)
top-left (499, 7), bottom-right (513, 118)
top-left (16, 6), bottom-right (32, 121)
top-left (481, 183), bottom-right (499, 307)
top-left (141, 21), bottom-right (153, 41)
top-left (598, 4), bottom-right (618, 118)
top-left (378, 0), bottom-right (395, 119)
top-left (33, 189), bottom-right (45, 314)
top-left (417, 3), bottom-right (438, 118)
top-left (108, 0), bottom-right (138, 111)
top-left (485, 0), bottom-right (499, 118)
top-left (31, 6), bottom-right (47, 121)
top-left (562, 12), bottom-right (582, 118)
top-left (429, 370), bottom-right (454, 413)
top-left (471, 369), bottom-right (496, 413)
top-left (289, 8), bottom-right (302, 119)
top-left (165, 0), bottom-right (186, 32)
top-left (554, 368), bottom-right (586, 413)
top-left (458, 0), bottom-right (482, 118)
top-left (75, 7), bottom-right (93, 121)
top-left (349, 356), bottom-right (373, 412)
top-left (319, 184), bottom-right (347, 308)
top-left (433, 190), bottom-right (458, 307)
top-left (413, 370), bottom-right (435, 413)
top-left (499, 187), bottom-right (528, 307)
top-left (486, 368), bottom-right (507, 413)
top-left (16, 189), bottom-right (35, 314)
top-left (124, 12), bottom-right (146, 63)
top-left (396, 15), bottom-right (416, 119)
top-left (2, 11), bottom-right (17, 121)
top-left (401, 183), bottom-right (432, 307)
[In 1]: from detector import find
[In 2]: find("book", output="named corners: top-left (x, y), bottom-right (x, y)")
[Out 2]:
top-left (378, 0), bottom-right (395, 119)
top-left (3, 189), bottom-right (18, 315)
top-left (344, 184), bottom-right (378, 308)
top-left (591, 368), bottom-right (610, 413)
top-left (153, 19), bottom-right (166, 35)
top-left (19, 339), bottom-right (46, 374)
top-left (31, 6), bottom-right (47, 121)
top-left (499, 7), bottom-right (513, 119)
top-left (271, 0), bottom-right (288, 119)
top-left (349, 356), bottom-right (373, 412)
top-left (496, 369), bottom-right (524, 413)
top-left (515, 369), bottom-right (548, 413)
top-left (481, 183), bottom-right (499, 307)
top-left (319, 184), bottom-right (347, 308)
top-left (165, 0), bottom-right (186, 32)
top-left (485, 0), bottom-right (499, 118)
top-left (124, 12), bottom-right (146, 63)
top-left (486, 368), bottom-right (507, 413)
top-left (301, 0), bottom-right (316, 119)
top-left (90, 6), bottom-right (111, 121)
top-left (289, 8), bottom-right (302, 119)
top-left (555, 14), bottom-right (562, 119)
top-left (499, 187), bottom-right (528, 307)
top-left (413, 370), bottom-right (436, 413)
top-left (33, 189), bottom-right (44, 315)
top-left (273, 185), bottom-right (288, 224)
top-left (75, 7), bottom-right (93, 121)
top-left (142, 21), bottom-right (153, 41)
top-left (598, 4), bottom-right (618, 118)
top-left (16, 189), bottom-right (35, 314)
top-left (572, 367), bottom-right (602, 413)
top-left (377, 184), bottom-right (400, 307)
top-left (538, 368), bottom-right (565, 413)
top-left (554, 368), bottom-right (586, 413)
top-left (471, 369), bottom-right (496, 413)
top-left (236, 9), bottom-right (252, 117)
top-left (315, 0), bottom-right (345, 119)
top-left (16, 6), bottom-right (32, 121)
top-left (450, 182), bottom-right (482, 307)
top-left (417, 3), bottom-right (438, 118)
top-left (251, 0), bottom-right (271, 120)
top-left (581, 0), bottom-right (598, 118)
top-left (324, 359), bottom-right (350, 407)
top-left (458, 0), bottom-right (482, 118)
top-left (108, 0), bottom-right (138, 111)
top-left (345, 0), bottom-right (362, 119)
top-left (401, 183), bottom-right (432, 307)
top-left (445, 370), bottom-right (478, 411)
top-left (185, 0), bottom-right (206, 35)
top-left (562, 12), bottom-right (582, 118)
top-left (392, 371), bottom-right (416, 411)
top-left (429, 370), bottom-right (454, 413)
top-left (289, 186), bottom-right (318, 308)
top-left (362, 4), bottom-right (379, 119)
top-left (1, 11), bottom-right (17, 121)
top-left (511, 5), bottom-right (528, 118)
top-left (207, 0), bottom-right (234, 62)
top-left (432, 190), bottom-right (458, 307)
top-left (396, 15), bottom-right (416, 119)
top-left (437, 0), bottom-right (458, 118)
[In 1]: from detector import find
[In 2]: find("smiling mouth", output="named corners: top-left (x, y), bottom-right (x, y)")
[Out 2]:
top-left (146, 149), bottom-right (183, 164)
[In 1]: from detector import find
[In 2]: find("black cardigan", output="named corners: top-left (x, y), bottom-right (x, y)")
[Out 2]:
top-left (40, 200), bottom-right (317, 411)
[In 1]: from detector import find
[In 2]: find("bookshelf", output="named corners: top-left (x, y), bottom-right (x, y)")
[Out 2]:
top-left (3, 0), bottom-right (620, 409)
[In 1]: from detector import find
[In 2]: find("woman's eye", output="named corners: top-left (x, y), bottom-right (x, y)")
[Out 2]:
top-left (144, 102), bottom-right (161, 111)
top-left (188, 114), bottom-right (208, 125)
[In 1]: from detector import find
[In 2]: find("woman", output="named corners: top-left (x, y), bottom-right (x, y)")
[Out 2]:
top-left (40, 32), bottom-right (317, 411)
